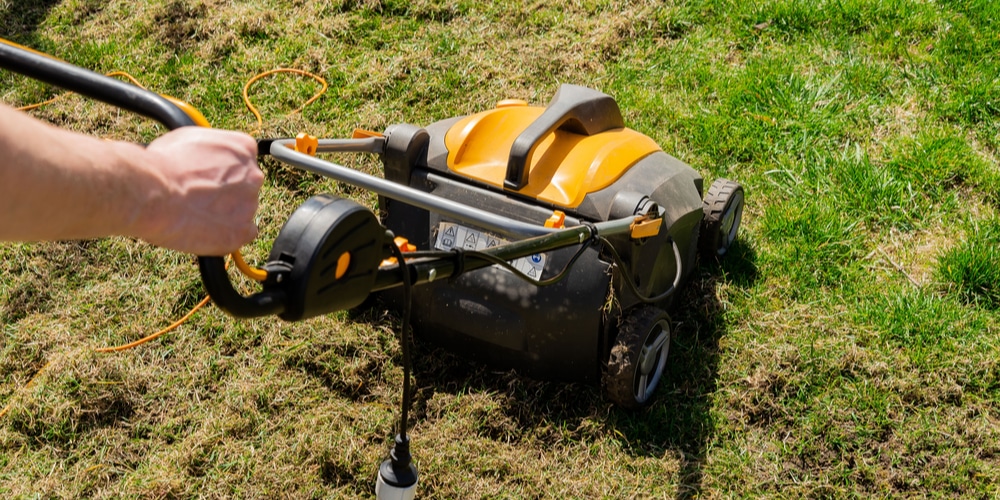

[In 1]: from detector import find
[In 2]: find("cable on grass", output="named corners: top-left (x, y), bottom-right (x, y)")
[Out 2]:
top-left (1, 65), bottom-right (329, 420)
top-left (94, 295), bottom-right (212, 352)
top-left (0, 360), bottom-right (52, 419)
top-left (242, 68), bottom-right (328, 133)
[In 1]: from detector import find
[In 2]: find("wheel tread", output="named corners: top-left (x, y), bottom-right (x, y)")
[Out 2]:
top-left (604, 307), bottom-right (671, 410)
top-left (699, 178), bottom-right (744, 259)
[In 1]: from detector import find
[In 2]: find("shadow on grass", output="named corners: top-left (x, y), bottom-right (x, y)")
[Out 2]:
top-left (394, 238), bottom-right (758, 497)
top-left (0, 0), bottom-right (62, 42)
top-left (658, 238), bottom-right (758, 499)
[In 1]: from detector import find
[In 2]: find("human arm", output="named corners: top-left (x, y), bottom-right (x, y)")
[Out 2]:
top-left (0, 103), bottom-right (264, 255)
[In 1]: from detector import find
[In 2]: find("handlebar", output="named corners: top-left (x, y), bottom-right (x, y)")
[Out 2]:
top-left (0, 41), bottom-right (665, 322)
top-left (504, 84), bottom-right (624, 191)
top-left (0, 39), bottom-right (280, 318)
top-left (0, 40), bottom-right (197, 129)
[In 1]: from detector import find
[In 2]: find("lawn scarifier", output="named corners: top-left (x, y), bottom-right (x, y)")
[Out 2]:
top-left (0, 39), bottom-right (744, 499)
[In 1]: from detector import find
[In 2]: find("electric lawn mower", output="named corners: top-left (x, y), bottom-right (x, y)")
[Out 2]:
top-left (1, 40), bottom-right (744, 499)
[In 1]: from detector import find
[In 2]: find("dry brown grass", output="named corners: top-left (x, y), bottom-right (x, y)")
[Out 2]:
top-left (6, 0), bottom-right (1000, 497)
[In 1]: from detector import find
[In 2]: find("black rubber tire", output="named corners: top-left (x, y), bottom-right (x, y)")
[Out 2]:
top-left (604, 307), bottom-right (671, 409)
top-left (700, 178), bottom-right (744, 259)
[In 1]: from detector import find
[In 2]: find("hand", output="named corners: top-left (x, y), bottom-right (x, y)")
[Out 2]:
top-left (130, 127), bottom-right (264, 256)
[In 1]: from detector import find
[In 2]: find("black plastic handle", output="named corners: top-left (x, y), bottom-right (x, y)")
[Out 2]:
top-left (503, 84), bottom-right (625, 191)
top-left (198, 258), bottom-right (286, 317)
top-left (0, 40), bottom-right (196, 130)
top-left (0, 40), bottom-right (283, 318)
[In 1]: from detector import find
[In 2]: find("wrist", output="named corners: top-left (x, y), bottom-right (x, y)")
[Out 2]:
top-left (110, 141), bottom-right (171, 242)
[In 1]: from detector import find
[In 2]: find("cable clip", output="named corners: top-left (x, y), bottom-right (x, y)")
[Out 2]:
top-left (294, 132), bottom-right (319, 156)
top-left (381, 236), bottom-right (417, 267)
top-left (544, 210), bottom-right (566, 229)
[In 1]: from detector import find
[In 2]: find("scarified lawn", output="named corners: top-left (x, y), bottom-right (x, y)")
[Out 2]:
top-left (2, 0), bottom-right (1000, 498)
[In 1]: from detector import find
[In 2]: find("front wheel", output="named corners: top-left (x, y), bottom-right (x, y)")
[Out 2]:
top-left (604, 307), bottom-right (671, 409)
top-left (700, 178), bottom-right (744, 259)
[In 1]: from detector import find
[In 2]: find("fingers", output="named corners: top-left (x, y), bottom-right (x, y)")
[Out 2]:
top-left (138, 128), bottom-right (266, 255)
top-left (189, 224), bottom-right (259, 256)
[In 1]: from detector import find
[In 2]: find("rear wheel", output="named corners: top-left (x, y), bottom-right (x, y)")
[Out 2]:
top-left (604, 307), bottom-right (671, 409)
top-left (700, 178), bottom-right (744, 259)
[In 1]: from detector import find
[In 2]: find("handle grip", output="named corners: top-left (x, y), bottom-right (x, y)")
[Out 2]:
top-left (0, 40), bottom-right (197, 129)
top-left (0, 40), bottom-right (283, 318)
top-left (503, 84), bottom-right (625, 191)
top-left (198, 257), bottom-right (286, 317)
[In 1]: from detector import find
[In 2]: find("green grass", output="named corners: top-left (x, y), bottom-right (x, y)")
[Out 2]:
top-left (3, 0), bottom-right (1000, 497)
top-left (938, 217), bottom-right (1000, 309)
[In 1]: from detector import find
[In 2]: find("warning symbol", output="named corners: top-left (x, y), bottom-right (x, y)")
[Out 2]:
top-left (434, 222), bottom-right (545, 281)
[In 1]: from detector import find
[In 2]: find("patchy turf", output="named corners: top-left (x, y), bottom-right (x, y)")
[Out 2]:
top-left (2, 0), bottom-right (1000, 497)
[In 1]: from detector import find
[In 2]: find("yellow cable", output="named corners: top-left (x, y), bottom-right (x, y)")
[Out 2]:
top-left (82, 464), bottom-right (106, 474)
top-left (1, 62), bottom-right (331, 419)
top-left (232, 249), bottom-right (268, 282)
top-left (105, 71), bottom-right (146, 88)
top-left (242, 68), bottom-right (328, 133)
top-left (94, 295), bottom-right (212, 352)
top-left (94, 257), bottom-right (235, 352)
top-left (0, 360), bottom-right (52, 419)
top-left (235, 67), bottom-right (329, 279)
top-left (16, 95), bottom-right (61, 112)
top-left (0, 290), bottom-right (213, 419)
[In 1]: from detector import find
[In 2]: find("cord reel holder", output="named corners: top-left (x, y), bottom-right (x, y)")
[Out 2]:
top-left (255, 194), bottom-right (388, 322)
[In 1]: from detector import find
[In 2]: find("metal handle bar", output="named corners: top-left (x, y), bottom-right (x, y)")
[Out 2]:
top-left (270, 140), bottom-right (564, 238)
top-left (371, 215), bottom-right (641, 292)
top-left (505, 85), bottom-right (624, 191)
top-left (257, 137), bottom-right (386, 156)
top-left (317, 137), bottom-right (386, 154)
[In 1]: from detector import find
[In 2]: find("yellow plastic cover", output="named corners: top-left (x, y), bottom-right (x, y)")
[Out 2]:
top-left (444, 103), bottom-right (662, 208)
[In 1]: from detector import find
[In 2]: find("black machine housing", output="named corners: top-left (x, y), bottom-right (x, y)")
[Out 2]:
top-left (377, 85), bottom-right (706, 383)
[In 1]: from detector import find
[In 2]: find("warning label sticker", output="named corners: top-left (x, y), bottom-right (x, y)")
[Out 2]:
top-left (434, 222), bottom-right (546, 281)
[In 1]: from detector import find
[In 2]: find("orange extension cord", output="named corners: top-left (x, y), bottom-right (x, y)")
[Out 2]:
top-left (242, 68), bottom-right (328, 133)
top-left (0, 361), bottom-right (51, 419)
top-left (1, 66), bottom-right (328, 418)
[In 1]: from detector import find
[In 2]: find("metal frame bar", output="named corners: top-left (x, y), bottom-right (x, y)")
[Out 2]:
top-left (270, 139), bottom-right (564, 238)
